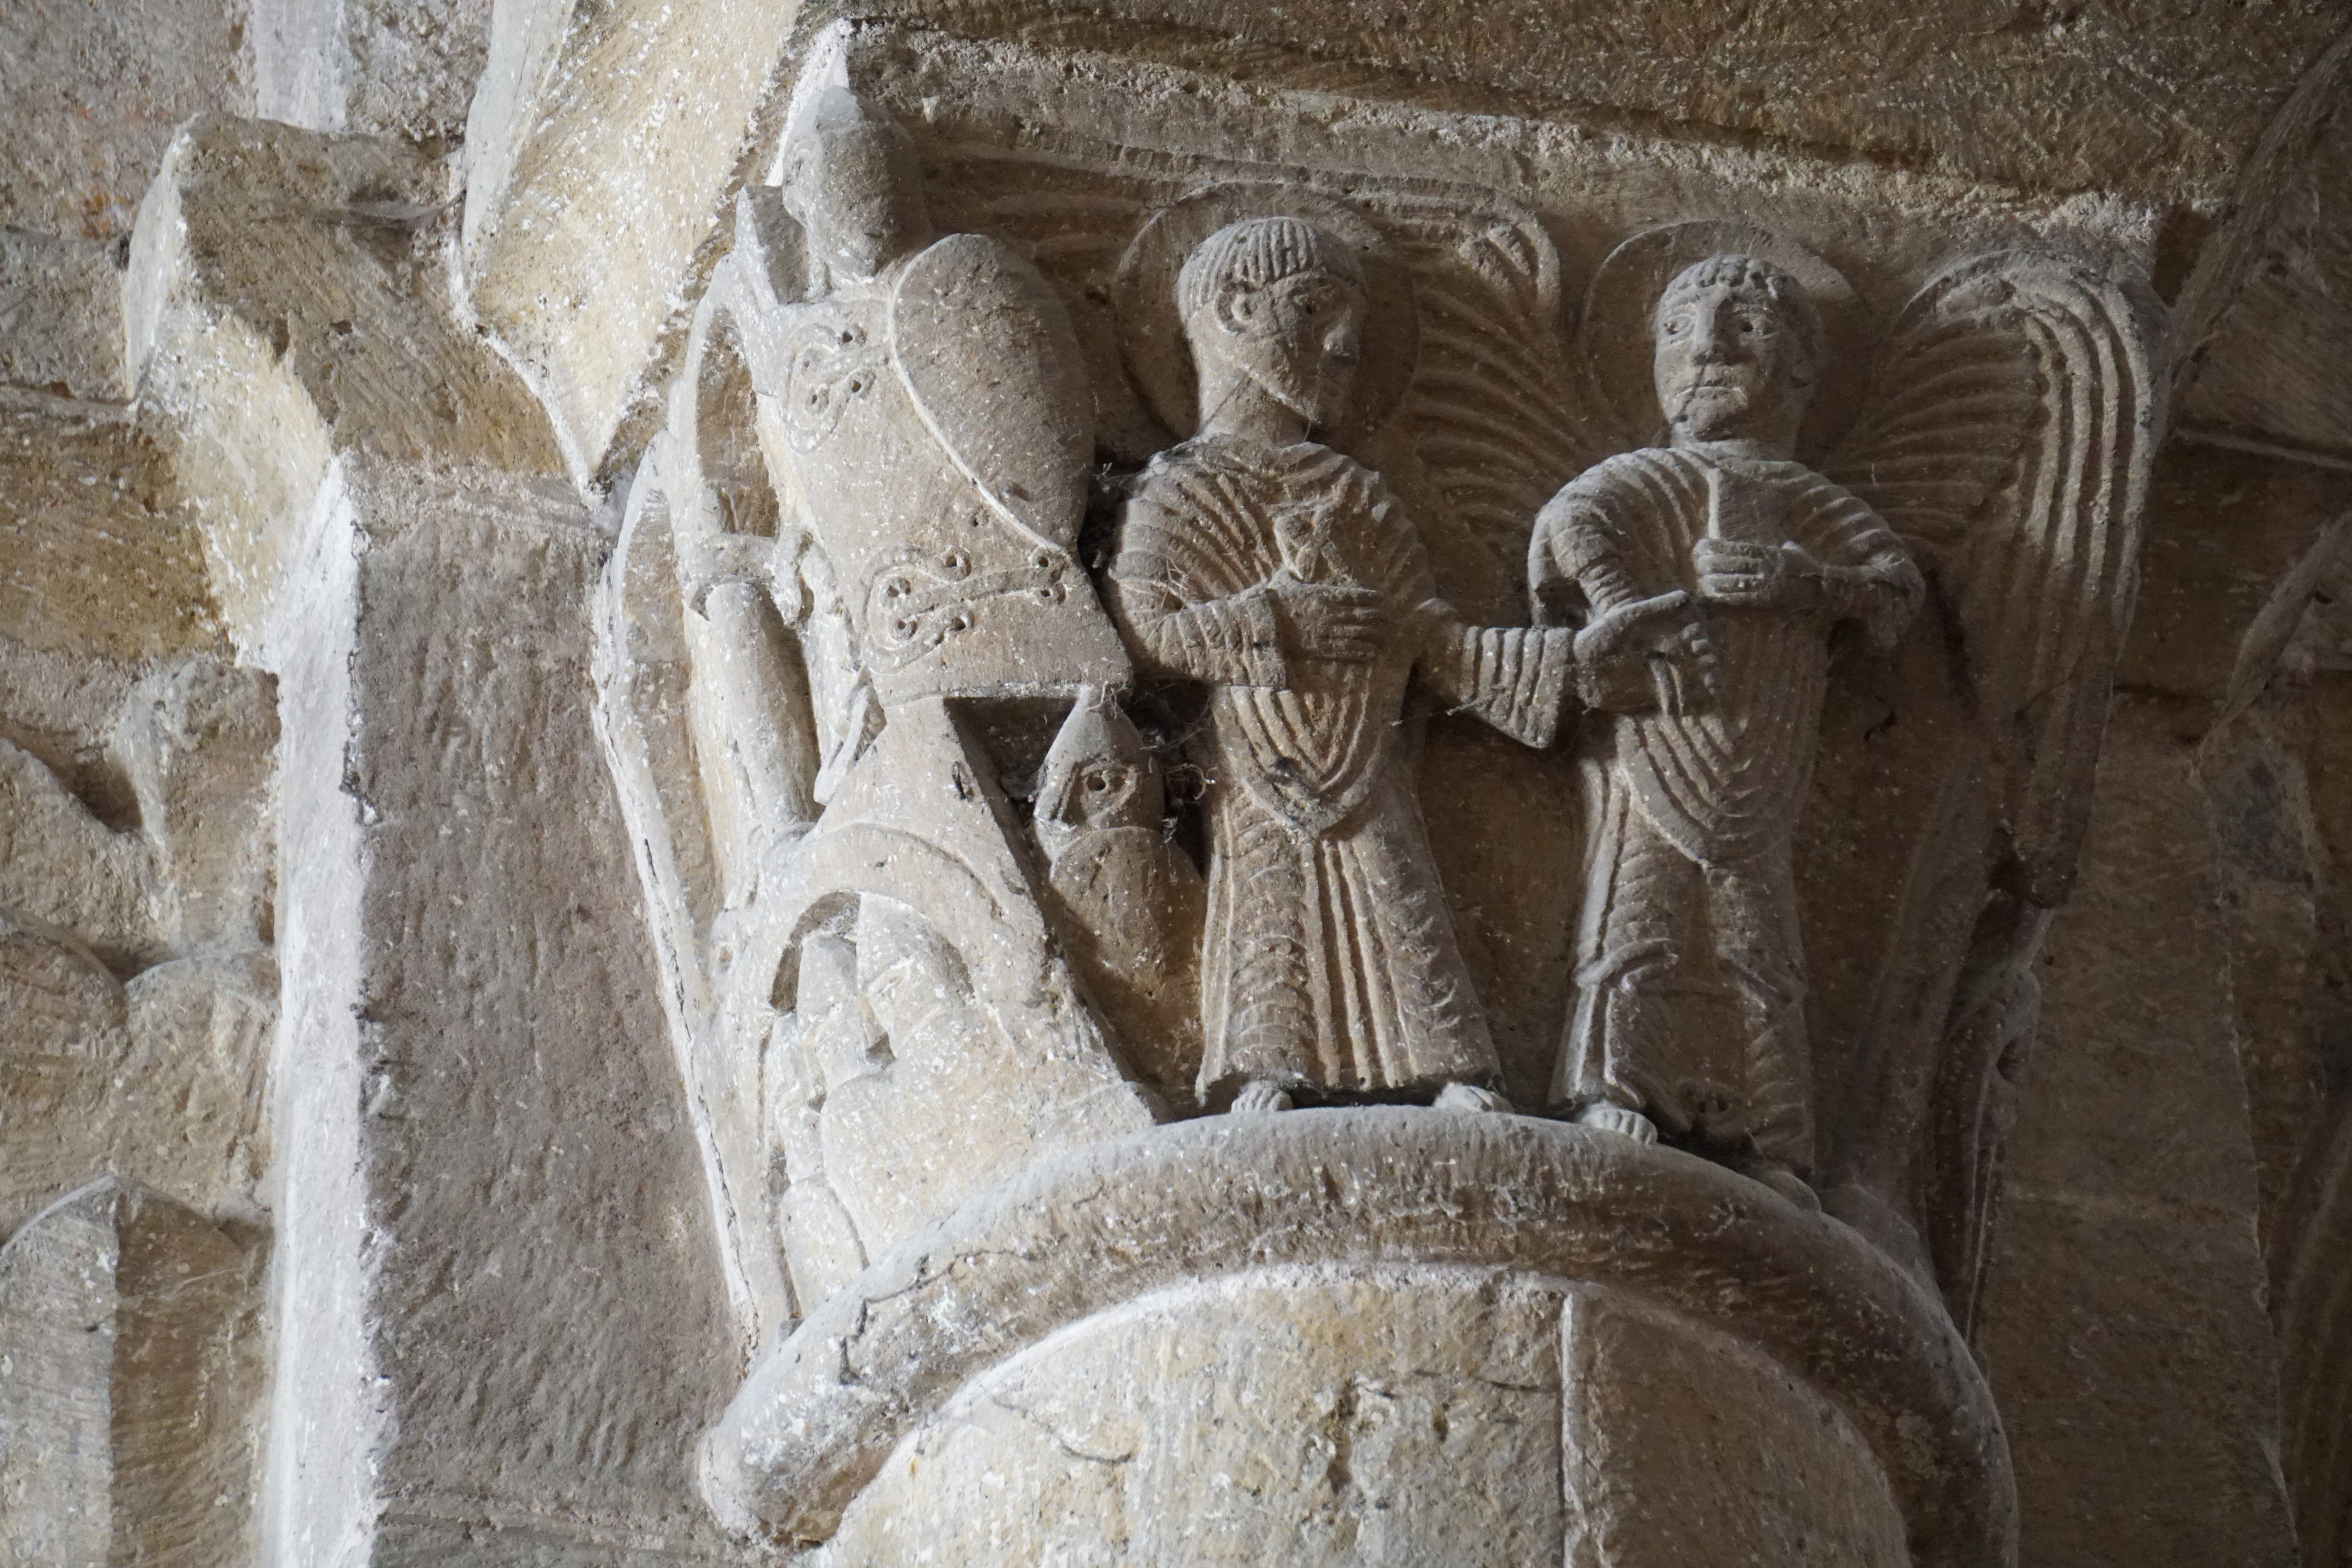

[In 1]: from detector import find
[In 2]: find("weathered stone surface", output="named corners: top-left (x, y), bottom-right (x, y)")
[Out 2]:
top-left (0, 1178), bottom-right (265, 1568)
top-left (0, 406), bottom-right (220, 667)
top-left (111, 111), bottom-right (743, 1565)
top-left (255, 459), bottom-right (745, 1567)
top-left (461, 0), bottom-right (802, 477)
top-left (833, 1266), bottom-right (1568, 1564)
top-left (2176, 42), bottom-right (2352, 466)
top-left (254, 0), bottom-right (495, 145)
top-left (0, 230), bottom-right (129, 402)
top-left (1560, 1288), bottom-right (1909, 1568)
top-left (829, 1262), bottom-right (1914, 1566)
top-left (1977, 698), bottom-right (2299, 1567)
top-left (8, 5), bottom-right (2352, 1564)
top-left (0, 0), bottom-right (253, 242)
top-left (709, 1110), bottom-right (2008, 1558)
top-left (836, 0), bottom-right (2345, 204)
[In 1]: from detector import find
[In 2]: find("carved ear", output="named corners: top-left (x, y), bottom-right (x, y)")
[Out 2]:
top-left (1212, 282), bottom-right (1265, 336)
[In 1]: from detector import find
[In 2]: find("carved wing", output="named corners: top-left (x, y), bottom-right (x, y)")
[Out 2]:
top-left (1828, 252), bottom-right (2164, 898)
top-left (1815, 252), bottom-right (2164, 1323)
top-left (946, 166), bottom-right (1602, 618)
top-left (1381, 198), bottom-right (1611, 617)
top-left (891, 232), bottom-right (1094, 554)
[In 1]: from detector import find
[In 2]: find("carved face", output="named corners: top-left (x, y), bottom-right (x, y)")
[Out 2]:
top-left (776, 99), bottom-right (929, 283)
top-left (1205, 266), bottom-right (1367, 432)
top-left (1060, 757), bottom-right (1158, 832)
top-left (1653, 268), bottom-right (1816, 448)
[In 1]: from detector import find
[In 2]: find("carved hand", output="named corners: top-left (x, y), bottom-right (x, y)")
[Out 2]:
top-left (1693, 538), bottom-right (1829, 613)
top-left (1269, 577), bottom-right (1394, 664)
top-left (1573, 590), bottom-right (1716, 714)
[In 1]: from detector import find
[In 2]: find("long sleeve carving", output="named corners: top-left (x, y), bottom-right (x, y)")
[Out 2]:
top-left (1418, 610), bottom-right (1577, 748)
top-left (1105, 576), bottom-right (1287, 689)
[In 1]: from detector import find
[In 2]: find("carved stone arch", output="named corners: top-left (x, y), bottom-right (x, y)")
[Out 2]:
top-left (666, 216), bottom-right (799, 520)
top-left (692, 306), bottom-right (783, 539)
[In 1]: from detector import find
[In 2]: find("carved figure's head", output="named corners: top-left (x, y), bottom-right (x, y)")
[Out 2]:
top-left (775, 88), bottom-right (930, 283)
top-left (1178, 216), bottom-right (1367, 436)
top-left (1653, 253), bottom-right (1822, 451)
top-left (1035, 688), bottom-right (1162, 858)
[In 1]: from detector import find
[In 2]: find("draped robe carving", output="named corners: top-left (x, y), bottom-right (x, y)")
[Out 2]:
top-left (1112, 434), bottom-right (1569, 1102)
top-left (1532, 448), bottom-right (1919, 1167)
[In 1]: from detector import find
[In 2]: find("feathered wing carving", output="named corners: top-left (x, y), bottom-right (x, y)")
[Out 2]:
top-left (1815, 252), bottom-right (2165, 1327)
top-left (1382, 197), bottom-right (1612, 618)
top-left (954, 168), bottom-right (1603, 620)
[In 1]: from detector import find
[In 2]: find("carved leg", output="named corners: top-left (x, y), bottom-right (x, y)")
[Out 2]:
top-left (1709, 850), bottom-right (1816, 1175)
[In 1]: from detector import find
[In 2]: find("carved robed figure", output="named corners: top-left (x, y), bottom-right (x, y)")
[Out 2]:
top-left (1108, 216), bottom-right (1575, 1112)
top-left (1532, 253), bottom-right (1923, 1181)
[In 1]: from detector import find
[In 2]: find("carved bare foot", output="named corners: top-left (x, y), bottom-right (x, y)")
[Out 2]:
top-left (1575, 1101), bottom-right (1658, 1145)
top-left (1433, 1082), bottom-right (1512, 1114)
top-left (1230, 1079), bottom-right (1296, 1115)
top-left (1745, 1160), bottom-right (1822, 1211)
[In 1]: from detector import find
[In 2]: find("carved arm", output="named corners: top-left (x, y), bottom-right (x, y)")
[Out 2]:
top-left (1530, 501), bottom-right (1715, 716)
top-left (1415, 606), bottom-right (1578, 748)
top-left (1105, 576), bottom-right (1288, 689)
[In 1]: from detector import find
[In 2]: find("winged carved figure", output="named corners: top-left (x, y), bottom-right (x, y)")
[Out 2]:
top-left (1130, 203), bottom-right (2156, 1316)
top-left (965, 172), bottom-right (2161, 1316)
top-left (604, 101), bottom-right (2164, 1343)
top-left (1501, 236), bottom-right (2160, 1318)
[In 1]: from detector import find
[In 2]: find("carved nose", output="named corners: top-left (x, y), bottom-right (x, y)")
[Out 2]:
top-left (1690, 315), bottom-right (1731, 363)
